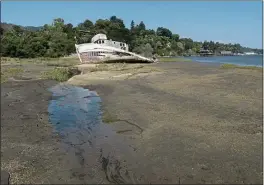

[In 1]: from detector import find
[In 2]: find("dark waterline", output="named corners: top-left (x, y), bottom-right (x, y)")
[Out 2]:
top-left (184, 55), bottom-right (263, 67)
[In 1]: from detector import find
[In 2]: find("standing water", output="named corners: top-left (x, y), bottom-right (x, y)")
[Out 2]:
top-left (48, 84), bottom-right (101, 134)
top-left (48, 84), bottom-right (140, 184)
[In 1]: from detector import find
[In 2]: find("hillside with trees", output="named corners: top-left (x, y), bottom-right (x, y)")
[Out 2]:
top-left (1, 16), bottom-right (262, 58)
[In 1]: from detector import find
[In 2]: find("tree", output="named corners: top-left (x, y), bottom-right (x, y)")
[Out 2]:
top-left (1, 16), bottom-right (259, 58)
top-left (78, 19), bottom-right (93, 31)
top-left (94, 19), bottom-right (110, 31)
top-left (172, 34), bottom-right (179, 42)
top-left (156, 27), bottom-right (172, 38)
top-left (202, 41), bottom-right (210, 50)
top-left (109, 16), bottom-right (125, 28)
top-left (132, 43), bottom-right (153, 58)
top-left (130, 20), bottom-right (135, 30)
top-left (52, 18), bottom-right (65, 31)
top-left (180, 38), bottom-right (193, 50)
top-left (176, 42), bottom-right (184, 55)
top-left (143, 43), bottom-right (154, 58)
top-left (138, 21), bottom-right (146, 31)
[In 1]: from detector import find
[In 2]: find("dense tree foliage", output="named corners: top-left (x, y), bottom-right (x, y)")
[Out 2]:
top-left (1, 17), bottom-right (262, 58)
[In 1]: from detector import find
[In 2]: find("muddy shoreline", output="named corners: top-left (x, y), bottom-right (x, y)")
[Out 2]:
top-left (1, 61), bottom-right (263, 184)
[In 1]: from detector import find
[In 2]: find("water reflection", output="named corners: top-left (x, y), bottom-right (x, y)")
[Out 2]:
top-left (47, 84), bottom-right (139, 184)
top-left (48, 84), bottom-right (101, 133)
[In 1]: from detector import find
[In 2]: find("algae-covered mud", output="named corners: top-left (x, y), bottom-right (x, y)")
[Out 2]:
top-left (68, 61), bottom-right (263, 184)
top-left (1, 61), bottom-right (262, 184)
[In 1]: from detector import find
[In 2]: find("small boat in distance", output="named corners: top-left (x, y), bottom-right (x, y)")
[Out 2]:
top-left (75, 34), bottom-right (155, 64)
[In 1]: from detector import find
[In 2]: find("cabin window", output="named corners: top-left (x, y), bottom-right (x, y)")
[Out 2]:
top-left (120, 43), bottom-right (122, 46)
top-left (102, 40), bottom-right (104, 44)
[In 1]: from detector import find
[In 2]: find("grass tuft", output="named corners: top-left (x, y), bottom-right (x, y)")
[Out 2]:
top-left (221, 63), bottom-right (262, 71)
top-left (1, 67), bottom-right (24, 83)
top-left (41, 67), bottom-right (80, 82)
top-left (1, 57), bottom-right (79, 67)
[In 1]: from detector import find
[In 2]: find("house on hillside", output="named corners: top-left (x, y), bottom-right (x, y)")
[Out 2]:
top-left (199, 49), bottom-right (213, 56)
top-left (220, 51), bottom-right (233, 56)
top-left (244, 52), bottom-right (256, 55)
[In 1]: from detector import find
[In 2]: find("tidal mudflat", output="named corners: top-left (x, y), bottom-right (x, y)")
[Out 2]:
top-left (1, 60), bottom-right (262, 184)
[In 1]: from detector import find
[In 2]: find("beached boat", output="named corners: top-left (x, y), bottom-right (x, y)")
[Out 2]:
top-left (75, 34), bottom-right (155, 64)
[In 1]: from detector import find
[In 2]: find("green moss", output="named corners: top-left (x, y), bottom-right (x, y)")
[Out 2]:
top-left (102, 110), bottom-right (119, 123)
top-left (221, 63), bottom-right (262, 71)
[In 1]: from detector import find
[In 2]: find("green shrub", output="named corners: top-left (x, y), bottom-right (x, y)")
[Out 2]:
top-left (42, 67), bottom-right (80, 82)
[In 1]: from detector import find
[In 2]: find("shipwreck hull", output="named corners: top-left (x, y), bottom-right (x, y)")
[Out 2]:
top-left (79, 52), bottom-right (103, 63)
top-left (79, 52), bottom-right (153, 64)
top-left (75, 34), bottom-right (154, 64)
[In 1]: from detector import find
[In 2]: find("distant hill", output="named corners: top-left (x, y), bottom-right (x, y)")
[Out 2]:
top-left (1, 22), bottom-right (42, 32)
top-left (1, 23), bottom-right (14, 31)
top-left (24, 26), bottom-right (43, 31)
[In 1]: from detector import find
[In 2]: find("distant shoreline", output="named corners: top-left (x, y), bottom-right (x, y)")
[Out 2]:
top-left (183, 55), bottom-right (263, 68)
top-left (158, 55), bottom-right (263, 68)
